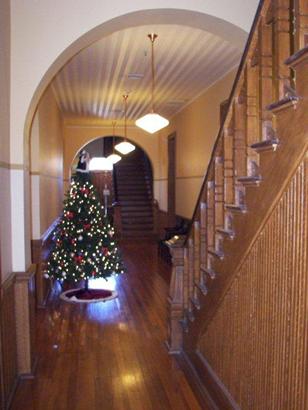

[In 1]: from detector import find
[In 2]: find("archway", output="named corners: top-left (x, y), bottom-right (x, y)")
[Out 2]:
top-left (21, 6), bottom-right (251, 273)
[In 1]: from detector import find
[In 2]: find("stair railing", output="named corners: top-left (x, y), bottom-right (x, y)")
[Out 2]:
top-left (167, 0), bottom-right (308, 353)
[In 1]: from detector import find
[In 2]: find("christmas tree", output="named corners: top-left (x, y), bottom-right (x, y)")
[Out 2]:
top-left (45, 150), bottom-right (124, 290)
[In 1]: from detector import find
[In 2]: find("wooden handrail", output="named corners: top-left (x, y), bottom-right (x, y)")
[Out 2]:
top-left (185, 0), bottom-right (267, 245)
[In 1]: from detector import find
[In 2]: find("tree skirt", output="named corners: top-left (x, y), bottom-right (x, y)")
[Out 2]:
top-left (60, 288), bottom-right (118, 304)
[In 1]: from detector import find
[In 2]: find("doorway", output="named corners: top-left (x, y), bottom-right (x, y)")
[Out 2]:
top-left (167, 133), bottom-right (176, 227)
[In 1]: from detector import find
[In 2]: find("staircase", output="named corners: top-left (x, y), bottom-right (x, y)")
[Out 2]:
top-left (167, 0), bottom-right (308, 408)
top-left (114, 148), bottom-right (155, 239)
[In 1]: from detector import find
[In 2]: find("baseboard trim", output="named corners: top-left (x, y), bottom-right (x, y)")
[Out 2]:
top-left (4, 376), bottom-right (19, 410)
top-left (175, 351), bottom-right (219, 410)
top-left (176, 349), bottom-right (239, 410)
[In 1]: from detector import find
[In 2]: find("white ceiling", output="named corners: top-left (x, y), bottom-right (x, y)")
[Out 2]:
top-left (52, 24), bottom-right (242, 122)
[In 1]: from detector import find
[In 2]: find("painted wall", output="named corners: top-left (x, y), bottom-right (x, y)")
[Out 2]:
top-left (0, 0), bottom-right (12, 282)
top-left (157, 68), bottom-right (237, 219)
top-left (30, 86), bottom-right (63, 239)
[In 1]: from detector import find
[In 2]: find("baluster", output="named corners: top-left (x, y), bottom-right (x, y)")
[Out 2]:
top-left (193, 220), bottom-right (201, 285)
top-left (214, 156), bottom-right (224, 255)
top-left (206, 178), bottom-right (215, 251)
top-left (192, 221), bottom-right (201, 307)
top-left (200, 199), bottom-right (207, 267)
top-left (259, 14), bottom-right (274, 139)
top-left (246, 61), bottom-right (261, 175)
top-left (183, 246), bottom-right (189, 313)
top-left (224, 125), bottom-right (235, 206)
top-left (233, 91), bottom-right (247, 205)
top-left (273, 0), bottom-right (292, 99)
top-left (187, 237), bottom-right (195, 321)
top-left (293, 0), bottom-right (308, 50)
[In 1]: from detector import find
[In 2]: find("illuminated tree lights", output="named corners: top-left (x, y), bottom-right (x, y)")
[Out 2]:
top-left (45, 172), bottom-right (124, 285)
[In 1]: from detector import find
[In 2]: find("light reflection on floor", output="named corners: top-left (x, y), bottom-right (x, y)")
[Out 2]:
top-left (88, 276), bottom-right (117, 291)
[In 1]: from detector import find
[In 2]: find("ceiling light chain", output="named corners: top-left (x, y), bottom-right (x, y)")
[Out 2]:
top-left (114, 94), bottom-right (135, 155)
top-left (149, 33), bottom-right (157, 113)
top-left (135, 33), bottom-right (169, 134)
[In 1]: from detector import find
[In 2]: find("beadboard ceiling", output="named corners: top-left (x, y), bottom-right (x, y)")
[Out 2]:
top-left (51, 24), bottom-right (242, 122)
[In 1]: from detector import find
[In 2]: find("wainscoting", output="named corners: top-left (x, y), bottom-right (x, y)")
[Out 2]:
top-left (0, 274), bottom-right (18, 410)
top-left (31, 218), bottom-right (58, 308)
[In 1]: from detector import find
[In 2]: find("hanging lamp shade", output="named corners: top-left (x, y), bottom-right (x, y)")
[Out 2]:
top-left (89, 157), bottom-right (113, 171)
top-left (107, 121), bottom-right (122, 163)
top-left (90, 137), bottom-right (113, 170)
top-left (135, 34), bottom-right (169, 134)
top-left (115, 94), bottom-right (135, 155)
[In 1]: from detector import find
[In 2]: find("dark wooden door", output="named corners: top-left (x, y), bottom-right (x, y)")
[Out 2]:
top-left (168, 133), bottom-right (176, 227)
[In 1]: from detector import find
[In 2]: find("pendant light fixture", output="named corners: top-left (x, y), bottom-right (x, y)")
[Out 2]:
top-left (107, 121), bottom-right (122, 164)
top-left (135, 34), bottom-right (169, 134)
top-left (115, 94), bottom-right (135, 155)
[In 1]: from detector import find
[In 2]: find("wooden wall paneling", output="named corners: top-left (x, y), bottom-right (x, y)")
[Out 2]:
top-left (198, 157), bottom-right (308, 409)
top-left (273, 0), bottom-right (292, 98)
top-left (0, 274), bottom-right (18, 410)
top-left (14, 266), bottom-right (37, 377)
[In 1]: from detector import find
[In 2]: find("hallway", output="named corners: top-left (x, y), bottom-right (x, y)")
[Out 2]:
top-left (11, 244), bottom-right (201, 410)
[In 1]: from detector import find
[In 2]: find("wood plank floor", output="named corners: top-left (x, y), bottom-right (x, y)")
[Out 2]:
top-left (11, 244), bottom-right (202, 410)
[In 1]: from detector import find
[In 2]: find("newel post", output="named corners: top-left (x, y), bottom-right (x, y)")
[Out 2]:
top-left (166, 236), bottom-right (185, 354)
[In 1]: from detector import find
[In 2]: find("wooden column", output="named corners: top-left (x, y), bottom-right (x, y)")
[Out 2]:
top-left (166, 240), bottom-right (185, 354)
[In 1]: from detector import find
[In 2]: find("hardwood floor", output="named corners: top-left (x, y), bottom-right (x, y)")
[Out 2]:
top-left (11, 244), bottom-right (202, 410)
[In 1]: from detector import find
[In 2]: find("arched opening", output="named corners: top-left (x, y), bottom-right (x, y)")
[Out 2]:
top-left (70, 136), bottom-right (154, 239)
top-left (25, 10), bottom-right (245, 266)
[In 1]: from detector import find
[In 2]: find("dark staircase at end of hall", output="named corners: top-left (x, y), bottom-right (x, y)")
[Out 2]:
top-left (114, 148), bottom-right (155, 239)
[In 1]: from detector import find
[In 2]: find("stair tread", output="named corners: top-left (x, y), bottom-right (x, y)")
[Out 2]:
top-left (200, 265), bottom-right (217, 280)
top-left (237, 175), bottom-right (262, 186)
top-left (208, 247), bottom-right (224, 260)
top-left (216, 228), bottom-right (235, 239)
top-left (225, 203), bottom-right (247, 213)
top-left (267, 95), bottom-right (299, 112)
top-left (251, 138), bottom-right (279, 152)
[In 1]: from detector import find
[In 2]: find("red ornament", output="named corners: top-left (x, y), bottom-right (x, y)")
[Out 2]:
top-left (66, 211), bottom-right (74, 219)
top-left (91, 271), bottom-right (96, 277)
top-left (81, 188), bottom-right (89, 195)
top-left (102, 247), bottom-right (109, 256)
top-left (74, 255), bottom-right (83, 264)
top-left (83, 223), bottom-right (91, 230)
